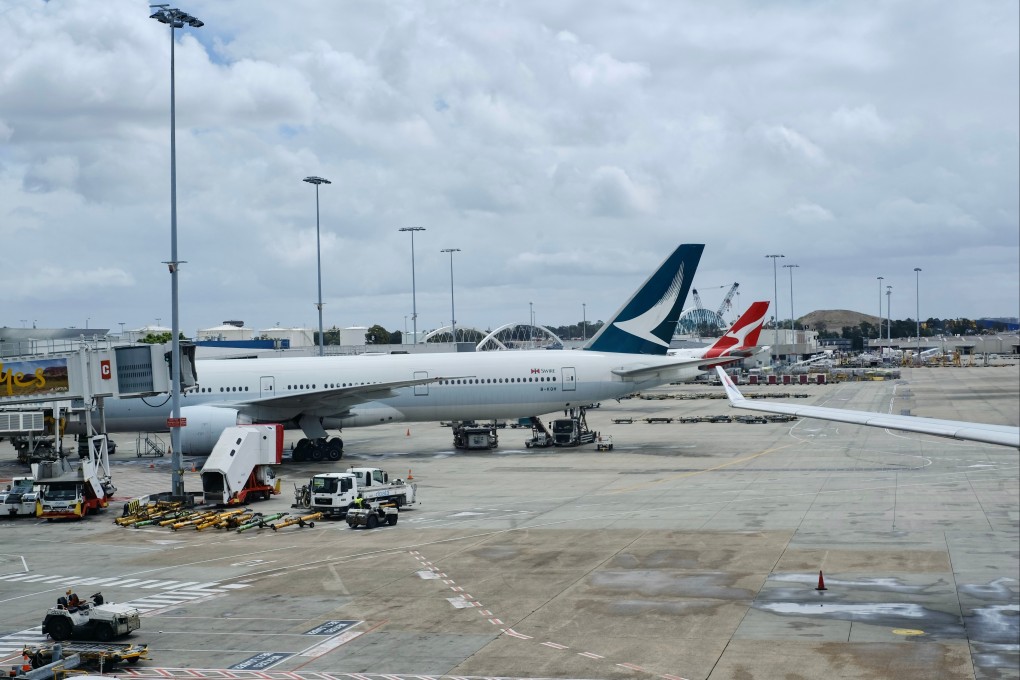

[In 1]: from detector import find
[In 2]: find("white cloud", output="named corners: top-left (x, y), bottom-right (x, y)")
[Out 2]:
top-left (587, 166), bottom-right (658, 217)
top-left (569, 52), bottom-right (650, 89)
top-left (787, 202), bottom-right (834, 224)
top-left (752, 124), bottom-right (828, 166)
top-left (831, 104), bottom-right (893, 140)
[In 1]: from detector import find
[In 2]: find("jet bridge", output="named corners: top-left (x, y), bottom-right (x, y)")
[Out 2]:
top-left (1, 342), bottom-right (194, 461)
top-left (0, 342), bottom-right (194, 406)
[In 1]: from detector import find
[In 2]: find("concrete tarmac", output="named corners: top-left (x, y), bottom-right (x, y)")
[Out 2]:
top-left (1, 365), bottom-right (1017, 680)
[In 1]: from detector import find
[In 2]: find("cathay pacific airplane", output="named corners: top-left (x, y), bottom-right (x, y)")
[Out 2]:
top-left (79, 244), bottom-right (713, 460)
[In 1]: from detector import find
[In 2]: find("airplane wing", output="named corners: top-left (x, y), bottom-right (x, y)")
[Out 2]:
top-left (715, 367), bottom-right (1020, 449)
top-left (612, 356), bottom-right (735, 379)
top-left (226, 375), bottom-right (442, 419)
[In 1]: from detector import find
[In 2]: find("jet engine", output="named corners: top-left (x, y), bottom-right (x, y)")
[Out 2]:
top-left (178, 405), bottom-right (251, 455)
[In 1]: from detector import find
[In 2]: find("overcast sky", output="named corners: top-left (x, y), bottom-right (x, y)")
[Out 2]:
top-left (2, 0), bottom-right (1017, 337)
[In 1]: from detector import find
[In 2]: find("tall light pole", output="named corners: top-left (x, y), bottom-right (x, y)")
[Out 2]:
top-left (582, 303), bottom-right (587, 343)
top-left (783, 264), bottom-right (799, 331)
top-left (877, 276), bottom-right (884, 348)
top-left (765, 254), bottom-right (784, 363)
top-left (440, 248), bottom-right (460, 344)
top-left (886, 285), bottom-right (893, 344)
top-left (303, 176), bottom-right (331, 356)
top-left (529, 302), bottom-right (534, 327)
top-left (914, 267), bottom-right (922, 362)
top-left (399, 227), bottom-right (426, 343)
top-left (150, 4), bottom-right (203, 500)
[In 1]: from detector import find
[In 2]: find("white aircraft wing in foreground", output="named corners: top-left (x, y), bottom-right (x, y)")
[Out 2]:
top-left (715, 367), bottom-right (1020, 449)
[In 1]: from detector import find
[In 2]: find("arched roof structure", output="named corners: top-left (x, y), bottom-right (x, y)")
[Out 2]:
top-left (675, 306), bottom-right (726, 336)
top-left (475, 323), bottom-right (565, 351)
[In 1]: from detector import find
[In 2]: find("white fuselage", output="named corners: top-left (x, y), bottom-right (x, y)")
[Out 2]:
top-left (98, 349), bottom-right (704, 432)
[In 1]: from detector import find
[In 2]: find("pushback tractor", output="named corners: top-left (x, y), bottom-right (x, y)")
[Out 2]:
top-left (41, 591), bottom-right (142, 642)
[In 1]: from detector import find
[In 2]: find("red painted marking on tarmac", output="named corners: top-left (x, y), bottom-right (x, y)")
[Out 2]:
top-left (488, 618), bottom-right (503, 625)
top-left (661, 674), bottom-right (691, 680)
top-left (578, 652), bottom-right (604, 660)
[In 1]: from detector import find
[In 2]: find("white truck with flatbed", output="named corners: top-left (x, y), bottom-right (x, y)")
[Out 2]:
top-left (309, 467), bottom-right (416, 519)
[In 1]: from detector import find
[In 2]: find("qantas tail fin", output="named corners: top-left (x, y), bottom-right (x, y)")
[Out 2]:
top-left (702, 301), bottom-right (770, 358)
top-left (584, 244), bottom-right (704, 355)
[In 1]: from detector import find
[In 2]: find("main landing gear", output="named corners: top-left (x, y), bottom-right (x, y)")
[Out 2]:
top-left (292, 437), bottom-right (343, 462)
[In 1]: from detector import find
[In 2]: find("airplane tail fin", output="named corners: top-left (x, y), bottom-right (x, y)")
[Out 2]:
top-left (584, 244), bottom-right (704, 355)
top-left (702, 301), bottom-right (771, 358)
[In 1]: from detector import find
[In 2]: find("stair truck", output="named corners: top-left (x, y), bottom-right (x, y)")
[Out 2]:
top-left (41, 591), bottom-right (142, 642)
top-left (200, 425), bottom-right (282, 505)
top-left (0, 476), bottom-right (39, 517)
top-left (309, 467), bottom-right (416, 519)
top-left (34, 434), bottom-right (116, 519)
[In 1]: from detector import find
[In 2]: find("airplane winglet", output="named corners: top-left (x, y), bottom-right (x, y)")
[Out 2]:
top-left (715, 366), bottom-right (746, 405)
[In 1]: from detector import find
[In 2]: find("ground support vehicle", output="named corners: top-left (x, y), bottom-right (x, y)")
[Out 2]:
top-left (200, 425), bottom-right (282, 505)
top-left (10, 435), bottom-right (58, 465)
top-left (524, 416), bottom-right (554, 448)
top-left (595, 434), bottom-right (614, 451)
top-left (41, 592), bottom-right (141, 642)
top-left (549, 409), bottom-right (597, 447)
top-left (451, 422), bottom-right (498, 450)
top-left (346, 502), bottom-right (398, 529)
top-left (309, 467), bottom-right (416, 519)
top-left (0, 476), bottom-right (39, 517)
top-left (23, 641), bottom-right (149, 671)
top-left (34, 435), bottom-right (116, 520)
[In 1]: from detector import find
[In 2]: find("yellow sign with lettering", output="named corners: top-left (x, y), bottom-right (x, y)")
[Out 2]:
top-left (0, 358), bottom-right (69, 398)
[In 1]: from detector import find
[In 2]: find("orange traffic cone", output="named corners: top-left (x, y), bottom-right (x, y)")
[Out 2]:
top-left (815, 570), bottom-right (827, 591)
top-left (406, 428), bottom-right (411, 437)
top-left (407, 469), bottom-right (414, 480)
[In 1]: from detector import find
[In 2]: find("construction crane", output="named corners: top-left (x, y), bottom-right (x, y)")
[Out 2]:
top-left (716, 283), bottom-right (740, 323)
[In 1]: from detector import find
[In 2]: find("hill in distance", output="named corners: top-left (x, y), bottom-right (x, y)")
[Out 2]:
top-left (798, 309), bottom-right (882, 331)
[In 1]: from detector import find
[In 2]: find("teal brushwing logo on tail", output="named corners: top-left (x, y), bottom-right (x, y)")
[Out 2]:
top-left (585, 244), bottom-right (704, 355)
